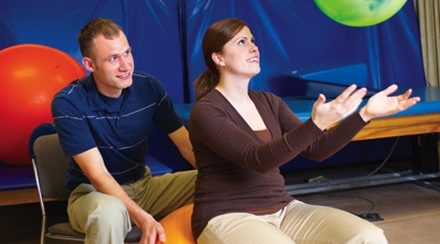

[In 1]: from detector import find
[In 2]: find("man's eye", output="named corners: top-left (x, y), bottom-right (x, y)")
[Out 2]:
top-left (109, 56), bottom-right (117, 63)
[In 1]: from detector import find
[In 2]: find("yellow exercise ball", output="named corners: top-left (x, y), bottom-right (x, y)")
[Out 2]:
top-left (314, 0), bottom-right (408, 27)
top-left (160, 204), bottom-right (195, 244)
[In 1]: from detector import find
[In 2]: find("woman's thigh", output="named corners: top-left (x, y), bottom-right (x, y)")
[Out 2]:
top-left (198, 212), bottom-right (295, 244)
top-left (280, 200), bottom-right (387, 244)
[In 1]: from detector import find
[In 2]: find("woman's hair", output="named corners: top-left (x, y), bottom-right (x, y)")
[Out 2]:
top-left (194, 18), bottom-right (248, 100)
top-left (78, 18), bottom-right (123, 58)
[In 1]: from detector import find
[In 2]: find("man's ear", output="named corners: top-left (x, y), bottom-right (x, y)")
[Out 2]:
top-left (82, 57), bottom-right (95, 72)
top-left (211, 52), bottom-right (225, 67)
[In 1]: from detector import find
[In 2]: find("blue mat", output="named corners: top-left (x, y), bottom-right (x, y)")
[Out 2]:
top-left (0, 163), bottom-right (36, 190)
top-left (0, 161), bottom-right (172, 191)
top-left (2, 86), bottom-right (439, 191)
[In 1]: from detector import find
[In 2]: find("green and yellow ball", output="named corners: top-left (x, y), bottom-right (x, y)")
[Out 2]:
top-left (314, 0), bottom-right (408, 27)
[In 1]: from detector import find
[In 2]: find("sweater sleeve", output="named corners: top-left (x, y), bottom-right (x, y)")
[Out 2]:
top-left (189, 100), bottom-right (323, 173)
top-left (300, 112), bottom-right (367, 161)
top-left (274, 96), bottom-right (368, 161)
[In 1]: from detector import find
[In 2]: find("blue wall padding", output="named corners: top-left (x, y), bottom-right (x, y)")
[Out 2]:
top-left (0, 0), bottom-right (430, 174)
top-left (292, 63), bottom-right (368, 87)
top-left (0, 0), bottom-right (426, 103)
top-left (183, 0), bottom-right (425, 100)
top-left (124, 0), bottom-right (186, 102)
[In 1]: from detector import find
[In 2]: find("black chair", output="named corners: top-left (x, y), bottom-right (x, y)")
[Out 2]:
top-left (29, 123), bottom-right (140, 243)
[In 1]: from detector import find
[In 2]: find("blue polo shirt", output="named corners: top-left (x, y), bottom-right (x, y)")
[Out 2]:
top-left (52, 72), bottom-right (183, 190)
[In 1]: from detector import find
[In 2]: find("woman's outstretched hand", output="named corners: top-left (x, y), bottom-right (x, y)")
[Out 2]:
top-left (359, 84), bottom-right (420, 122)
top-left (312, 84), bottom-right (367, 130)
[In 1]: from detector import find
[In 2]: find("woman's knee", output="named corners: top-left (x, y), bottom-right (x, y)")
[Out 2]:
top-left (346, 224), bottom-right (387, 244)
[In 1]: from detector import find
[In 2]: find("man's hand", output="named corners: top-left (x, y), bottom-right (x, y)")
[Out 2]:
top-left (73, 148), bottom-right (167, 243)
top-left (136, 211), bottom-right (166, 244)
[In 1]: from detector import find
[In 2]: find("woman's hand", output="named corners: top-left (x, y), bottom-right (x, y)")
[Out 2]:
top-left (359, 84), bottom-right (420, 122)
top-left (312, 84), bottom-right (367, 130)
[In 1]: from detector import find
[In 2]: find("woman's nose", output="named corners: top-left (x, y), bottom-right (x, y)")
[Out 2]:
top-left (250, 42), bottom-right (258, 52)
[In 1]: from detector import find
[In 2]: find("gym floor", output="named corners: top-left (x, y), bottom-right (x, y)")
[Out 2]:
top-left (1, 162), bottom-right (440, 244)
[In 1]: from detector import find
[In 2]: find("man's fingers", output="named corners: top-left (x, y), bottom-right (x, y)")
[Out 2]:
top-left (157, 223), bottom-right (166, 243)
top-left (147, 228), bottom-right (157, 244)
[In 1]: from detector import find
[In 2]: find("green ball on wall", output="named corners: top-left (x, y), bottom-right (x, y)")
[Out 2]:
top-left (314, 0), bottom-right (408, 27)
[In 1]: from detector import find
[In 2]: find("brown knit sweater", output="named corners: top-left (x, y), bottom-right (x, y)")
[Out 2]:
top-left (188, 89), bottom-right (367, 239)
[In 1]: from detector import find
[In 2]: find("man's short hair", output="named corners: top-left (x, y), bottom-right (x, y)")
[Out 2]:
top-left (78, 18), bottom-right (123, 57)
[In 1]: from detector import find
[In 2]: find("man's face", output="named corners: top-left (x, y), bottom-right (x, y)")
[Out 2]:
top-left (83, 30), bottom-right (134, 97)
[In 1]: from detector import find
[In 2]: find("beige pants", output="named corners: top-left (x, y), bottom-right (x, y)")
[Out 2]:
top-left (67, 168), bottom-right (196, 244)
top-left (198, 199), bottom-right (387, 244)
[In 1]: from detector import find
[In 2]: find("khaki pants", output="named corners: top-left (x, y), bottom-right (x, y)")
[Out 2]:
top-left (67, 168), bottom-right (196, 244)
top-left (198, 199), bottom-right (387, 244)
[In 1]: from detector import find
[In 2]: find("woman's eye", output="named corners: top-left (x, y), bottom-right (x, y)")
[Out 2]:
top-left (238, 39), bottom-right (246, 45)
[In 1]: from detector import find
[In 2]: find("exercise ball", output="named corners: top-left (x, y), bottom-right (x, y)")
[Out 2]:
top-left (160, 204), bottom-right (195, 244)
top-left (314, 0), bottom-right (408, 27)
top-left (0, 44), bottom-right (85, 165)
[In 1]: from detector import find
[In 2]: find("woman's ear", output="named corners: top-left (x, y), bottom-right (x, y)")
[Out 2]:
top-left (82, 57), bottom-right (95, 72)
top-left (211, 52), bottom-right (225, 67)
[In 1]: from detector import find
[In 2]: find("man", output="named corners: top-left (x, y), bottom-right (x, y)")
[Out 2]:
top-left (52, 18), bottom-right (196, 244)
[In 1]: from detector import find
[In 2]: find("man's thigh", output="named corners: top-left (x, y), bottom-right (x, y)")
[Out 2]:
top-left (127, 169), bottom-right (197, 219)
top-left (67, 183), bottom-right (129, 233)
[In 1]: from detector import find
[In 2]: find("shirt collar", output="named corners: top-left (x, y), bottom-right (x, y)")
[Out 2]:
top-left (84, 73), bottom-right (130, 113)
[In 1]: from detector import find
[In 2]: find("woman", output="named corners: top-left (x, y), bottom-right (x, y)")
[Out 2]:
top-left (189, 18), bottom-right (419, 244)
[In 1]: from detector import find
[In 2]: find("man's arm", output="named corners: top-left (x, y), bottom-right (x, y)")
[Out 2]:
top-left (168, 125), bottom-right (196, 168)
top-left (72, 147), bottom-right (166, 244)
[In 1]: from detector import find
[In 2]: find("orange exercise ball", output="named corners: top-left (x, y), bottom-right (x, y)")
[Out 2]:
top-left (0, 44), bottom-right (86, 165)
top-left (160, 204), bottom-right (196, 244)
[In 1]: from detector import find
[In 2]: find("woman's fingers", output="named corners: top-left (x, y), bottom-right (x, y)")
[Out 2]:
top-left (336, 84), bottom-right (357, 103)
top-left (399, 88), bottom-right (413, 101)
top-left (346, 87), bottom-right (367, 105)
top-left (379, 84), bottom-right (398, 97)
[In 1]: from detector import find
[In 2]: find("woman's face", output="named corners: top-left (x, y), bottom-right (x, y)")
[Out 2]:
top-left (214, 26), bottom-right (260, 78)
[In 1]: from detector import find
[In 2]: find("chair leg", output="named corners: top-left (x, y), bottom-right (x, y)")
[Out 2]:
top-left (40, 215), bottom-right (47, 244)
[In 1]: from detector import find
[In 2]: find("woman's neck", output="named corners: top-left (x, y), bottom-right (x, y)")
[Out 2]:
top-left (215, 76), bottom-right (251, 104)
top-left (216, 76), bottom-right (267, 131)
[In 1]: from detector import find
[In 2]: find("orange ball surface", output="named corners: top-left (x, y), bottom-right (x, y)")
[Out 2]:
top-left (0, 44), bottom-right (85, 165)
top-left (160, 204), bottom-right (196, 244)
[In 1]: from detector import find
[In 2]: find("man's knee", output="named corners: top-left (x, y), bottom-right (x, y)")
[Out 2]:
top-left (69, 192), bottom-right (131, 235)
top-left (86, 194), bottom-right (129, 228)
